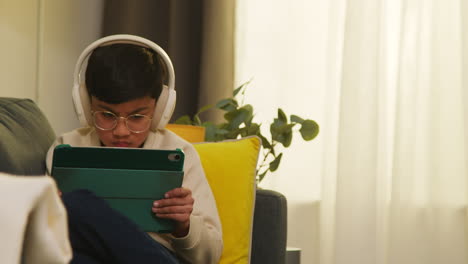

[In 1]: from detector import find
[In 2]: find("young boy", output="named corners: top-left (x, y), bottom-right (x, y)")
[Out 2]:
top-left (46, 35), bottom-right (222, 264)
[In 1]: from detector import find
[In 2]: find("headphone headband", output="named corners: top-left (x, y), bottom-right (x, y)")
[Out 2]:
top-left (72, 34), bottom-right (176, 130)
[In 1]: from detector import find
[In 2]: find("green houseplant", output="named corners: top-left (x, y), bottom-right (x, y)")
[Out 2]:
top-left (174, 82), bottom-right (319, 182)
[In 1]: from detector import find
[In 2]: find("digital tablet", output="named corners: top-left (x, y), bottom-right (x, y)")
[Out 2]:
top-left (51, 144), bottom-right (185, 233)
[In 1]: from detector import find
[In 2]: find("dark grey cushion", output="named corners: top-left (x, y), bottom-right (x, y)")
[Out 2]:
top-left (0, 98), bottom-right (56, 175)
top-left (251, 188), bottom-right (287, 264)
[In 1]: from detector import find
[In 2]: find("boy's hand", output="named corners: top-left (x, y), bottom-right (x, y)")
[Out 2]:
top-left (152, 187), bottom-right (194, 237)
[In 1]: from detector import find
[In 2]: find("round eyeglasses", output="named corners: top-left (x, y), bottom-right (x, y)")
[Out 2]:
top-left (92, 111), bottom-right (152, 133)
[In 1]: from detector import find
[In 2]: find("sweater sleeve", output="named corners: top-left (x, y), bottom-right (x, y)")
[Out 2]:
top-left (169, 144), bottom-right (223, 263)
top-left (45, 127), bottom-right (98, 176)
top-left (45, 138), bottom-right (64, 176)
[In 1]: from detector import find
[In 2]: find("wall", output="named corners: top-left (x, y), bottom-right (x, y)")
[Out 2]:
top-left (0, 1), bottom-right (39, 99)
top-left (0, 0), bottom-right (104, 135)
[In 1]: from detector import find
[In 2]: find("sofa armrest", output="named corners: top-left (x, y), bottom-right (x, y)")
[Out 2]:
top-left (251, 188), bottom-right (287, 264)
top-left (0, 98), bottom-right (56, 175)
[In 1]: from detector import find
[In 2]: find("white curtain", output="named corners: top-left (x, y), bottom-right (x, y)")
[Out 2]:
top-left (236, 0), bottom-right (468, 263)
top-left (322, 0), bottom-right (468, 263)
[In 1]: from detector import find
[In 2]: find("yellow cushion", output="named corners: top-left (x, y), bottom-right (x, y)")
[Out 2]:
top-left (165, 124), bottom-right (206, 143)
top-left (194, 136), bottom-right (260, 264)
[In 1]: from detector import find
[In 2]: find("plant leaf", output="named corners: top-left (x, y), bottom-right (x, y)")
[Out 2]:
top-left (233, 79), bottom-right (252, 97)
top-left (269, 153), bottom-right (283, 171)
top-left (239, 127), bottom-right (248, 137)
top-left (203, 123), bottom-right (230, 141)
top-left (223, 109), bottom-right (236, 121)
top-left (300, 120), bottom-right (320, 141)
top-left (193, 115), bottom-right (202, 126)
top-left (258, 134), bottom-right (274, 155)
top-left (290, 115), bottom-right (304, 124)
top-left (203, 122), bottom-right (218, 141)
top-left (196, 104), bottom-right (213, 115)
top-left (279, 123), bottom-right (296, 133)
top-left (242, 104), bottom-right (254, 116)
top-left (278, 108), bottom-right (287, 123)
top-left (216, 128), bottom-right (230, 135)
top-left (225, 108), bottom-right (250, 130)
top-left (233, 85), bottom-right (243, 97)
top-left (174, 115), bottom-right (192, 125)
top-left (271, 122), bottom-right (295, 142)
top-left (226, 129), bottom-right (241, 139)
top-left (216, 99), bottom-right (238, 112)
top-left (245, 115), bottom-right (254, 126)
top-left (246, 123), bottom-right (260, 136)
top-left (257, 170), bottom-right (268, 182)
top-left (282, 130), bottom-right (293, 147)
top-left (270, 118), bottom-right (284, 140)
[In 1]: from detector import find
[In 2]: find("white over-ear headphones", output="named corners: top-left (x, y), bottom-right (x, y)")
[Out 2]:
top-left (72, 34), bottom-right (176, 131)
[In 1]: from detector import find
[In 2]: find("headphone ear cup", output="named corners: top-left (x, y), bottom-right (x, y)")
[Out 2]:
top-left (151, 85), bottom-right (176, 130)
top-left (72, 82), bottom-right (92, 127)
top-left (159, 89), bottom-right (176, 130)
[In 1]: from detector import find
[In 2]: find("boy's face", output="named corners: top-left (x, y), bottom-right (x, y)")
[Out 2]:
top-left (90, 96), bottom-right (156, 148)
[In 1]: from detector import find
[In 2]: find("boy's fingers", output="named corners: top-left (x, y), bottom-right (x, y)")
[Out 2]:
top-left (165, 187), bottom-right (191, 198)
top-left (152, 205), bottom-right (193, 214)
top-left (153, 196), bottom-right (194, 208)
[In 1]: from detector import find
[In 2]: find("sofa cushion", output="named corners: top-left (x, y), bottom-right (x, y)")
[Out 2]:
top-left (0, 98), bottom-right (56, 175)
top-left (194, 136), bottom-right (260, 264)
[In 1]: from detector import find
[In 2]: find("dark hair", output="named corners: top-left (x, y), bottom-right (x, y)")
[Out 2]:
top-left (85, 44), bottom-right (163, 104)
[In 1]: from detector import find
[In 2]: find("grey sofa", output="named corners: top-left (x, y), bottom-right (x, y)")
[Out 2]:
top-left (0, 97), bottom-right (287, 264)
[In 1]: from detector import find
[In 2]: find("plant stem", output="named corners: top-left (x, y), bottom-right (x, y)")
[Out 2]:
top-left (258, 142), bottom-right (277, 171)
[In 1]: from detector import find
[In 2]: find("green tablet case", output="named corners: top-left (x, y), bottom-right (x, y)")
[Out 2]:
top-left (51, 144), bottom-right (185, 233)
